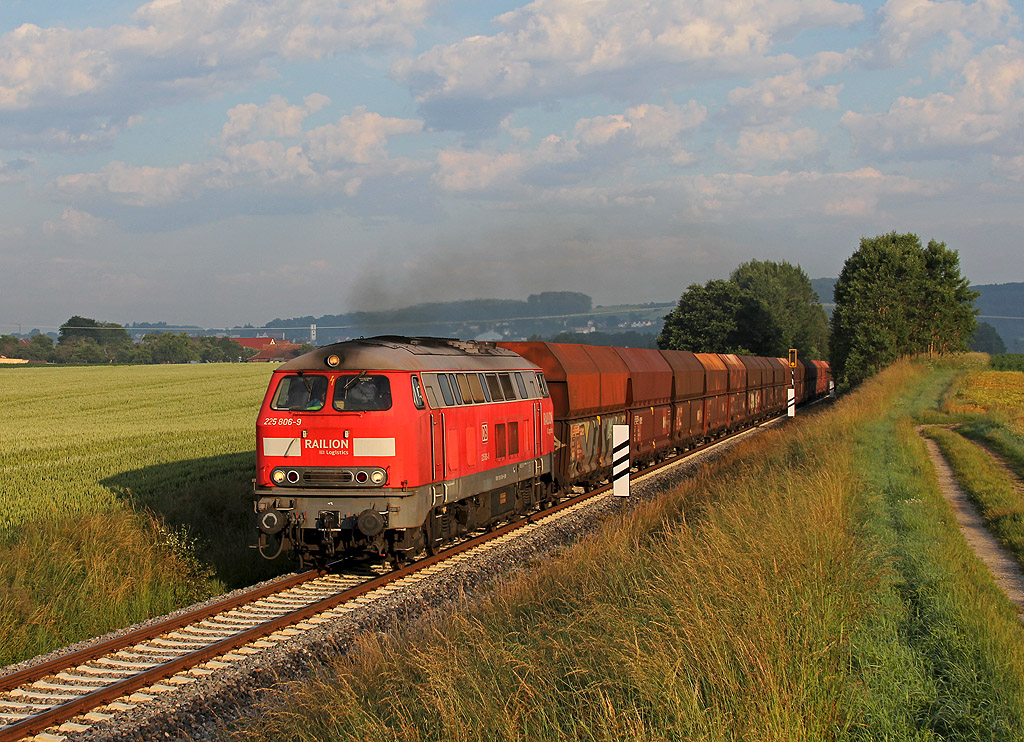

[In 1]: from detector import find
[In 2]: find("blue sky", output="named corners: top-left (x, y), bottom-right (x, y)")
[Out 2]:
top-left (1, 0), bottom-right (1022, 330)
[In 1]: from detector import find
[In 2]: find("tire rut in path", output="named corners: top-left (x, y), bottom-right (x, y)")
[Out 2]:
top-left (921, 435), bottom-right (1024, 618)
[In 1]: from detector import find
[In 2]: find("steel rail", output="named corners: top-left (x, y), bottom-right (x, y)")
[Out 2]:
top-left (0, 568), bottom-right (319, 695)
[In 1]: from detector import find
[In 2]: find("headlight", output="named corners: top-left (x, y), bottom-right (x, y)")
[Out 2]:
top-left (370, 470), bottom-right (385, 484)
top-left (272, 469), bottom-right (286, 484)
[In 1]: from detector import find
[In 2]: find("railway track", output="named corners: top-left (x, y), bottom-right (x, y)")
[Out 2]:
top-left (0, 415), bottom-right (788, 742)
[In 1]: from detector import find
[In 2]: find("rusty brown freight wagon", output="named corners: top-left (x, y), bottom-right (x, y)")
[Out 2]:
top-left (500, 342), bottom-right (628, 490)
top-left (661, 349), bottom-right (705, 449)
top-left (612, 347), bottom-right (673, 466)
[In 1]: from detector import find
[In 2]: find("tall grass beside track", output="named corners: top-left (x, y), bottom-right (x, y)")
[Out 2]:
top-left (0, 364), bottom-right (287, 667)
top-left (237, 359), bottom-right (1024, 741)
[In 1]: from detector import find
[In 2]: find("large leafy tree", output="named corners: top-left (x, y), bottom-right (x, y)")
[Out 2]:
top-left (830, 232), bottom-right (977, 386)
top-left (135, 332), bottom-right (197, 364)
top-left (729, 259), bottom-right (830, 359)
top-left (918, 239), bottom-right (978, 356)
top-left (658, 260), bottom-right (828, 357)
top-left (58, 316), bottom-right (133, 362)
top-left (657, 279), bottom-right (778, 355)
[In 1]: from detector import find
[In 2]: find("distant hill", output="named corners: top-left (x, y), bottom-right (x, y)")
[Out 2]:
top-left (810, 278), bottom-right (836, 306)
top-left (973, 283), bottom-right (1024, 352)
top-left (266, 292), bottom-right (672, 345)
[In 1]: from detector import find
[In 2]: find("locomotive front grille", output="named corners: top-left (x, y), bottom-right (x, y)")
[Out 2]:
top-left (303, 469), bottom-right (355, 485)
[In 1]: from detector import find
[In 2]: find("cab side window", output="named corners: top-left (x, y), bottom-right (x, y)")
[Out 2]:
top-left (485, 374), bottom-right (504, 401)
top-left (333, 374), bottom-right (392, 411)
top-left (271, 375), bottom-right (328, 411)
top-left (437, 374), bottom-right (456, 406)
top-left (498, 373), bottom-right (517, 400)
top-left (514, 372), bottom-right (529, 399)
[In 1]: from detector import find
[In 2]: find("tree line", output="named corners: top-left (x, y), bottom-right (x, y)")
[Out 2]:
top-left (658, 232), bottom-right (978, 388)
top-left (1, 316), bottom-right (265, 364)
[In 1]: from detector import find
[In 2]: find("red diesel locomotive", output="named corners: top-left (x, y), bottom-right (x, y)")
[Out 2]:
top-left (254, 336), bottom-right (830, 566)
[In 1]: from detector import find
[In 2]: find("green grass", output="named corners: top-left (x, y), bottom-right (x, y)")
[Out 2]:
top-left (229, 358), bottom-right (1024, 741)
top-left (850, 376), bottom-right (1024, 738)
top-left (0, 364), bottom-right (292, 667)
top-left (992, 354), bottom-right (1024, 372)
top-left (958, 419), bottom-right (1024, 481)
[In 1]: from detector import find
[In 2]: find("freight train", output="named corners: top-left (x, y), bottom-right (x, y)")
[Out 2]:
top-left (254, 336), bottom-right (830, 566)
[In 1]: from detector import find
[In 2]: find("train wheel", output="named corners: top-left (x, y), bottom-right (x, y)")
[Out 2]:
top-left (424, 521), bottom-right (441, 556)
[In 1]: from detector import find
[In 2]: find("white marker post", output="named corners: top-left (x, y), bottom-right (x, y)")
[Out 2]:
top-left (612, 424), bottom-right (630, 497)
top-left (788, 348), bottom-right (798, 418)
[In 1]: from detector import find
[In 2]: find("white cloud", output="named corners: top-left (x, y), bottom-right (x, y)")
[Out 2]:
top-left (222, 94), bottom-right (331, 142)
top-left (727, 126), bottom-right (825, 168)
top-left (57, 161), bottom-right (212, 207)
top-left (574, 102), bottom-right (706, 150)
top-left (874, 0), bottom-right (1019, 64)
top-left (992, 154), bottom-right (1024, 180)
top-left (726, 51), bottom-right (849, 124)
top-left (434, 134), bottom-right (582, 193)
top-left (433, 102), bottom-right (705, 196)
top-left (842, 42), bottom-right (1024, 157)
top-left (42, 207), bottom-right (115, 241)
top-left (683, 167), bottom-right (949, 221)
top-left (0, 0), bottom-right (435, 149)
top-left (221, 141), bottom-right (314, 182)
top-left (304, 107), bottom-right (424, 166)
top-left (434, 150), bottom-right (528, 192)
top-left (393, 0), bottom-right (864, 129)
top-left (55, 100), bottom-right (426, 206)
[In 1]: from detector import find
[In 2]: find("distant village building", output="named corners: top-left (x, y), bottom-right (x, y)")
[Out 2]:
top-left (239, 337), bottom-right (304, 362)
top-left (233, 336), bottom-right (278, 352)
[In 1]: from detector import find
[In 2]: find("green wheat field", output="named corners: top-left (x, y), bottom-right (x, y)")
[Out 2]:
top-left (0, 363), bottom-right (285, 666)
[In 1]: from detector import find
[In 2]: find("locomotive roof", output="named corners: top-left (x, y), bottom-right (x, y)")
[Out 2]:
top-left (276, 336), bottom-right (540, 373)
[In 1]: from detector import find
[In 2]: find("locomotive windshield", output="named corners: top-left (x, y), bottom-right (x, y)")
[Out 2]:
top-left (334, 374), bottom-right (392, 411)
top-left (270, 374), bottom-right (328, 411)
